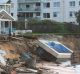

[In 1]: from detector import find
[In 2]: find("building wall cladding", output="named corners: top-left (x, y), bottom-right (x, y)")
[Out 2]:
top-left (15, 0), bottom-right (80, 23)
top-left (1, 0), bottom-right (80, 23)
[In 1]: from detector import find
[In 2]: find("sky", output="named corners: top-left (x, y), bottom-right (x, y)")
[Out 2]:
top-left (0, 0), bottom-right (8, 3)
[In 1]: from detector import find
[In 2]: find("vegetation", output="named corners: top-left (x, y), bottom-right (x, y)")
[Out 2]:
top-left (13, 21), bottom-right (25, 30)
top-left (13, 19), bottom-right (80, 33)
top-left (27, 19), bottom-right (80, 33)
top-left (76, 10), bottom-right (80, 26)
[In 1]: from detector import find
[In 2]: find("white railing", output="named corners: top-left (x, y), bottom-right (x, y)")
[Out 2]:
top-left (14, 30), bottom-right (32, 35)
top-left (18, 7), bottom-right (41, 12)
top-left (18, 0), bottom-right (41, 3)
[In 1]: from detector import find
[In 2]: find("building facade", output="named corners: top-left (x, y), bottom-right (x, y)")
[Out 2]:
top-left (0, 4), bottom-right (11, 13)
top-left (11, 0), bottom-right (80, 24)
top-left (11, 0), bottom-right (17, 20)
top-left (0, 2), bottom-right (14, 34)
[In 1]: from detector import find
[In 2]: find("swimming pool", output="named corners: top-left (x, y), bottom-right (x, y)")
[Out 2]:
top-left (38, 40), bottom-right (73, 59)
top-left (47, 42), bottom-right (71, 53)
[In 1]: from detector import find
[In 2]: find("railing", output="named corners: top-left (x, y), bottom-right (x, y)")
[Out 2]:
top-left (1, 28), bottom-right (16, 34)
top-left (18, 17), bottom-right (41, 21)
top-left (18, 17), bottom-right (25, 21)
top-left (0, 8), bottom-right (10, 13)
top-left (18, 7), bottom-right (41, 12)
top-left (18, 0), bottom-right (41, 3)
top-left (34, 17), bottom-right (41, 20)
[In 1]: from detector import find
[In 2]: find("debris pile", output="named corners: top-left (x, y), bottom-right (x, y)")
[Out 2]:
top-left (0, 36), bottom-right (38, 74)
top-left (0, 35), bottom-right (79, 74)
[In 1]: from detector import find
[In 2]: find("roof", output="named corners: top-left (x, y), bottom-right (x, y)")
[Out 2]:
top-left (0, 9), bottom-right (15, 21)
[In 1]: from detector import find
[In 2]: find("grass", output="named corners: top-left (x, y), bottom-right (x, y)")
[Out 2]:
top-left (32, 32), bottom-right (80, 35)
top-left (24, 32), bottom-right (80, 37)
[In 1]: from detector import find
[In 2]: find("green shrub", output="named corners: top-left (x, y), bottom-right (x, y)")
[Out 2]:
top-left (13, 19), bottom-right (80, 33)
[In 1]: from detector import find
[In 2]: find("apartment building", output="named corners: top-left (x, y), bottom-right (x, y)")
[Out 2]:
top-left (11, 0), bottom-right (17, 20)
top-left (17, 0), bottom-right (80, 24)
top-left (0, 4), bottom-right (11, 13)
top-left (17, 0), bottom-right (41, 21)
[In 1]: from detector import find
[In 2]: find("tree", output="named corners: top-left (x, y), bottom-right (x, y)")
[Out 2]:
top-left (75, 10), bottom-right (80, 25)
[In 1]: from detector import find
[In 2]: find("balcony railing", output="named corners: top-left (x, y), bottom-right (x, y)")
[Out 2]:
top-left (18, 7), bottom-right (41, 12)
top-left (18, 17), bottom-right (25, 21)
top-left (34, 17), bottom-right (41, 20)
top-left (18, 16), bottom-right (41, 21)
top-left (18, 0), bottom-right (41, 3)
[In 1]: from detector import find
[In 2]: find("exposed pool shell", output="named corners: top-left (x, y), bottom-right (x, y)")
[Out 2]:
top-left (38, 40), bottom-right (73, 60)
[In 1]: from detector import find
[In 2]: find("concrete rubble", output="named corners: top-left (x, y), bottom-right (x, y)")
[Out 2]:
top-left (0, 35), bottom-right (79, 74)
top-left (36, 61), bottom-right (75, 74)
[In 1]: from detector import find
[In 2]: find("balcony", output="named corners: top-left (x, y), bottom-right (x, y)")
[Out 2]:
top-left (18, 17), bottom-right (25, 21)
top-left (18, 16), bottom-right (41, 21)
top-left (0, 6), bottom-right (10, 13)
top-left (18, 7), bottom-right (41, 12)
top-left (34, 16), bottom-right (41, 20)
top-left (18, 0), bottom-right (41, 3)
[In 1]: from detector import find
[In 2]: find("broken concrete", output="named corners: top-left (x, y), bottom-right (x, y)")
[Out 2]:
top-left (0, 35), bottom-right (79, 74)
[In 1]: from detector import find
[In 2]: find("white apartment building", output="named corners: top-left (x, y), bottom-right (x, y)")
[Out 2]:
top-left (10, 0), bottom-right (17, 20)
top-left (17, 0), bottom-right (80, 24)
top-left (0, 4), bottom-right (11, 13)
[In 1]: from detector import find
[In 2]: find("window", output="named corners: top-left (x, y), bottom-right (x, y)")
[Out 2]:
top-left (43, 13), bottom-right (50, 18)
top-left (11, 13), bottom-right (13, 16)
top-left (53, 12), bottom-right (58, 17)
top-left (70, 1), bottom-right (75, 6)
top-left (53, 2), bottom-right (60, 7)
top-left (29, 13), bottom-right (33, 17)
top-left (69, 11), bottom-right (75, 17)
top-left (5, 21), bottom-right (8, 27)
top-left (43, 2), bottom-right (50, 8)
top-left (36, 12), bottom-right (40, 16)
top-left (79, 1), bottom-right (80, 5)
top-left (26, 13), bottom-right (33, 18)
top-left (0, 6), bottom-right (3, 9)
top-left (70, 22), bottom-right (75, 24)
top-left (36, 2), bottom-right (41, 6)
top-left (11, 3), bottom-right (14, 9)
top-left (70, 12), bottom-right (73, 17)
top-left (46, 3), bottom-right (50, 7)
top-left (26, 5), bottom-right (30, 8)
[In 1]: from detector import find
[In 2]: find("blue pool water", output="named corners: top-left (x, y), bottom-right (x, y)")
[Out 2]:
top-left (47, 42), bottom-right (71, 53)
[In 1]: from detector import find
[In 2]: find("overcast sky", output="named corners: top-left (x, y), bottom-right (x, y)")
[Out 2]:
top-left (0, 0), bottom-right (8, 3)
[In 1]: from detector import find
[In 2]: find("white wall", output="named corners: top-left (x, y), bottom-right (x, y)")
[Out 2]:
top-left (11, 0), bottom-right (18, 20)
top-left (41, 0), bottom-right (80, 23)
top-left (64, 0), bottom-right (77, 23)
top-left (16, 0), bottom-right (80, 24)
top-left (41, 0), bottom-right (64, 22)
top-left (52, 0), bottom-right (64, 22)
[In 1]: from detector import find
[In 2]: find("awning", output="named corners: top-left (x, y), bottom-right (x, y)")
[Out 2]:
top-left (0, 9), bottom-right (15, 21)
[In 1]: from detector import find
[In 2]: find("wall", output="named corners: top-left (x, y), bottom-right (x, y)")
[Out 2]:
top-left (16, 0), bottom-right (80, 23)
top-left (11, 0), bottom-right (18, 20)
